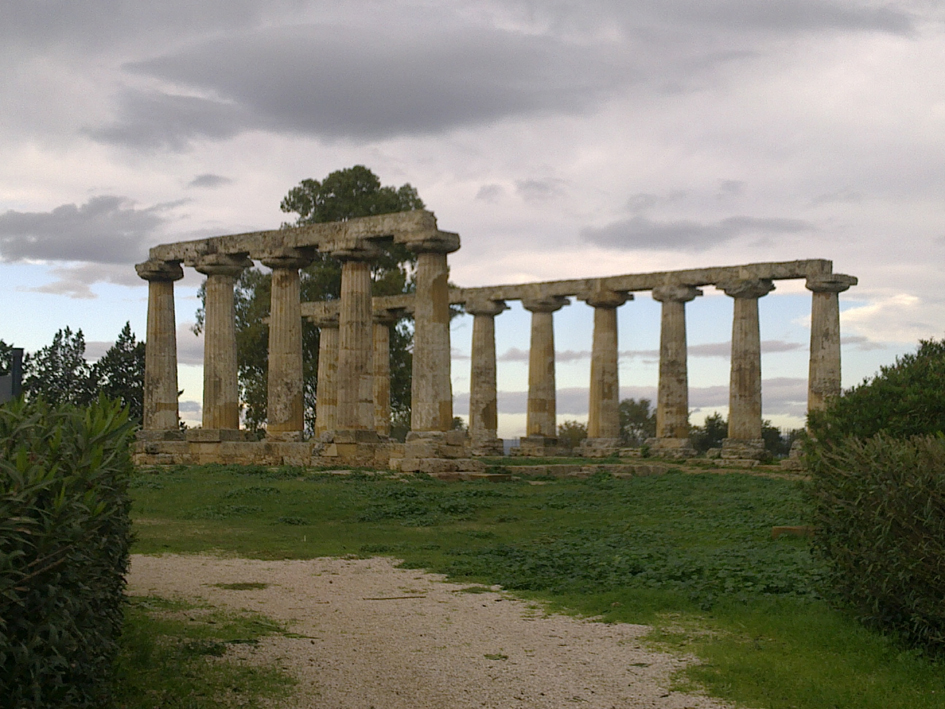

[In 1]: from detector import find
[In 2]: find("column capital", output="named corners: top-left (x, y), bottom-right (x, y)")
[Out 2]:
top-left (310, 312), bottom-right (339, 329)
top-left (194, 252), bottom-right (253, 277)
top-left (521, 295), bottom-right (569, 313)
top-left (717, 278), bottom-right (775, 299)
top-left (260, 247), bottom-right (312, 271)
top-left (328, 241), bottom-right (384, 262)
top-left (136, 259), bottom-right (183, 282)
top-left (406, 231), bottom-right (460, 254)
top-left (652, 284), bottom-right (702, 303)
top-left (373, 307), bottom-right (408, 326)
top-left (464, 297), bottom-right (508, 317)
top-left (806, 273), bottom-right (857, 294)
top-left (582, 289), bottom-right (632, 309)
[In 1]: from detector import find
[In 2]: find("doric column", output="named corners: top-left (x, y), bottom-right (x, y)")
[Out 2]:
top-left (261, 249), bottom-right (312, 439)
top-left (312, 313), bottom-right (339, 438)
top-left (373, 308), bottom-right (405, 437)
top-left (408, 233), bottom-right (460, 432)
top-left (135, 259), bottom-right (184, 432)
top-left (651, 285), bottom-right (702, 448)
top-left (195, 253), bottom-right (251, 430)
top-left (806, 274), bottom-right (857, 413)
top-left (465, 297), bottom-right (508, 455)
top-left (583, 289), bottom-right (631, 445)
top-left (522, 295), bottom-right (569, 438)
top-left (718, 278), bottom-right (775, 456)
top-left (334, 244), bottom-right (380, 431)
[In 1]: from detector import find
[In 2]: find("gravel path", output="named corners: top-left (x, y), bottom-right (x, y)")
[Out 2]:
top-left (128, 554), bottom-right (735, 709)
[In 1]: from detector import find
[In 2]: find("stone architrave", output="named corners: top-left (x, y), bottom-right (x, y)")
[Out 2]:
top-left (135, 259), bottom-right (184, 433)
top-left (806, 274), bottom-right (857, 413)
top-left (408, 233), bottom-right (460, 432)
top-left (195, 253), bottom-right (252, 430)
top-left (261, 249), bottom-right (312, 439)
top-left (583, 289), bottom-right (631, 450)
top-left (373, 308), bottom-right (405, 437)
top-left (651, 284), bottom-right (702, 452)
top-left (333, 244), bottom-right (381, 432)
top-left (465, 297), bottom-right (509, 455)
top-left (522, 295), bottom-right (570, 439)
top-left (718, 278), bottom-right (775, 458)
top-left (312, 313), bottom-right (339, 438)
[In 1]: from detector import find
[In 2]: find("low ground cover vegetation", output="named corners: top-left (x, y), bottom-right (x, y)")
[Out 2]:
top-left (129, 464), bottom-right (945, 709)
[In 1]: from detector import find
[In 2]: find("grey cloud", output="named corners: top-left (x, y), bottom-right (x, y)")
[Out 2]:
top-left (516, 178), bottom-right (568, 202)
top-left (0, 196), bottom-right (176, 264)
top-left (619, 340), bottom-right (804, 359)
top-left (717, 179), bottom-right (745, 197)
top-left (25, 263), bottom-right (145, 300)
top-left (177, 323), bottom-right (204, 366)
top-left (179, 400), bottom-right (202, 415)
top-left (582, 214), bottom-right (814, 251)
top-left (476, 184), bottom-right (505, 203)
top-left (497, 348), bottom-right (589, 363)
top-left (187, 173), bottom-right (233, 189)
top-left (812, 188), bottom-right (864, 205)
top-left (841, 335), bottom-right (888, 351)
top-left (93, 23), bottom-right (633, 147)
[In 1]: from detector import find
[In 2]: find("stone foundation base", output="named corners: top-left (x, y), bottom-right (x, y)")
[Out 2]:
top-left (314, 429), bottom-right (390, 467)
top-left (779, 438), bottom-right (806, 470)
top-left (721, 438), bottom-right (766, 460)
top-left (135, 438), bottom-right (314, 467)
top-left (470, 435), bottom-right (505, 457)
top-left (511, 435), bottom-right (568, 457)
top-left (644, 437), bottom-right (696, 459)
top-left (387, 430), bottom-right (477, 472)
top-left (579, 438), bottom-right (621, 458)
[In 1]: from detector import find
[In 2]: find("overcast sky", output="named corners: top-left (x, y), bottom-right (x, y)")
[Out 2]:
top-left (2, 0), bottom-right (943, 434)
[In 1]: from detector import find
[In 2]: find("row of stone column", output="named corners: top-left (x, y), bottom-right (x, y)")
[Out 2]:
top-left (459, 275), bottom-right (854, 455)
top-left (137, 234), bottom-right (459, 440)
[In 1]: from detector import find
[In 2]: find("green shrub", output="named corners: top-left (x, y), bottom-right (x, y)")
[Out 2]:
top-left (807, 434), bottom-right (945, 654)
top-left (808, 338), bottom-right (945, 446)
top-left (0, 396), bottom-right (134, 707)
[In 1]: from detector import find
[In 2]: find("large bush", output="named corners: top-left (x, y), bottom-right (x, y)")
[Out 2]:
top-left (807, 434), bottom-right (945, 654)
top-left (0, 397), bottom-right (134, 707)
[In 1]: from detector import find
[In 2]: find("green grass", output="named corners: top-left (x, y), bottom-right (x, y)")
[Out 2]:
top-left (128, 464), bottom-right (945, 709)
top-left (112, 595), bottom-right (295, 708)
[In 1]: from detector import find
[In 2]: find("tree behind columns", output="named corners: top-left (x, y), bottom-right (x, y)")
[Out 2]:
top-left (195, 166), bottom-right (423, 433)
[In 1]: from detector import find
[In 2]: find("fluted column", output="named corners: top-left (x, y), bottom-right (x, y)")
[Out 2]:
top-left (718, 278), bottom-right (775, 457)
top-left (136, 260), bottom-right (184, 432)
top-left (312, 313), bottom-right (339, 438)
top-left (466, 297), bottom-right (508, 455)
top-left (334, 245), bottom-right (380, 431)
top-left (807, 274), bottom-right (857, 413)
top-left (373, 308), bottom-right (405, 437)
top-left (651, 285), bottom-right (702, 450)
top-left (195, 253), bottom-right (251, 430)
top-left (583, 289), bottom-right (631, 446)
top-left (522, 295), bottom-right (569, 438)
top-left (408, 233), bottom-right (460, 432)
top-left (262, 249), bottom-right (312, 439)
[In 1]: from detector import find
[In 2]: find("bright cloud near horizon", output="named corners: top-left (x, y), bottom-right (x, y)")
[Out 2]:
top-left (2, 1), bottom-right (944, 435)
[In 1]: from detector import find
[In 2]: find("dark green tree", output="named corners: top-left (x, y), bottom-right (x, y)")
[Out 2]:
top-left (0, 340), bottom-right (13, 377)
top-left (197, 165), bottom-right (424, 433)
top-left (91, 322), bottom-right (146, 425)
top-left (618, 398), bottom-right (656, 446)
top-left (557, 419), bottom-right (588, 449)
top-left (22, 327), bottom-right (95, 407)
top-left (690, 412), bottom-right (727, 453)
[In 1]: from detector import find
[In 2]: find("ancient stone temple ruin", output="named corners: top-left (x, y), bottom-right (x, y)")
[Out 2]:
top-left (133, 210), bottom-right (856, 470)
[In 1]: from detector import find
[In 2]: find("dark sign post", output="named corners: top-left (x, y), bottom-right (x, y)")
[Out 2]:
top-left (0, 347), bottom-right (24, 404)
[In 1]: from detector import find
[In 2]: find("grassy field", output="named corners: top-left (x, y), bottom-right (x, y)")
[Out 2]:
top-left (126, 464), bottom-right (945, 709)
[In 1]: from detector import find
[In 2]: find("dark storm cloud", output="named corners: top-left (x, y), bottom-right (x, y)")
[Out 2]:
top-left (26, 263), bottom-right (143, 299)
top-left (0, 196), bottom-right (178, 264)
top-left (582, 214), bottom-right (814, 251)
top-left (91, 23), bottom-right (633, 148)
top-left (187, 173), bottom-right (234, 189)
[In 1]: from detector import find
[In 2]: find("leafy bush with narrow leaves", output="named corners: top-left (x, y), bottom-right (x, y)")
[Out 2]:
top-left (807, 434), bottom-right (945, 655)
top-left (0, 396), bottom-right (134, 707)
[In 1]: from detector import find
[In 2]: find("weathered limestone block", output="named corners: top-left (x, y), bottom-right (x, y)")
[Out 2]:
top-left (136, 259), bottom-right (184, 432)
top-left (262, 249), bottom-right (313, 438)
top-left (806, 274), bottom-right (857, 413)
top-left (522, 295), bottom-right (569, 440)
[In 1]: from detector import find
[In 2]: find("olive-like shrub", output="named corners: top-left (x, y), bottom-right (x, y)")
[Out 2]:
top-left (0, 397), bottom-right (134, 707)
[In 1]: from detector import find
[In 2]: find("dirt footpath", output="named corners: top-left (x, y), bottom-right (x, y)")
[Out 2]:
top-left (128, 554), bottom-right (734, 709)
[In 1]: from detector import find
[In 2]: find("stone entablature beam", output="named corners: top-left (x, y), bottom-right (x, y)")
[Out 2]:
top-left (136, 259), bottom-right (184, 432)
top-left (807, 274), bottom-right (857, 413)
